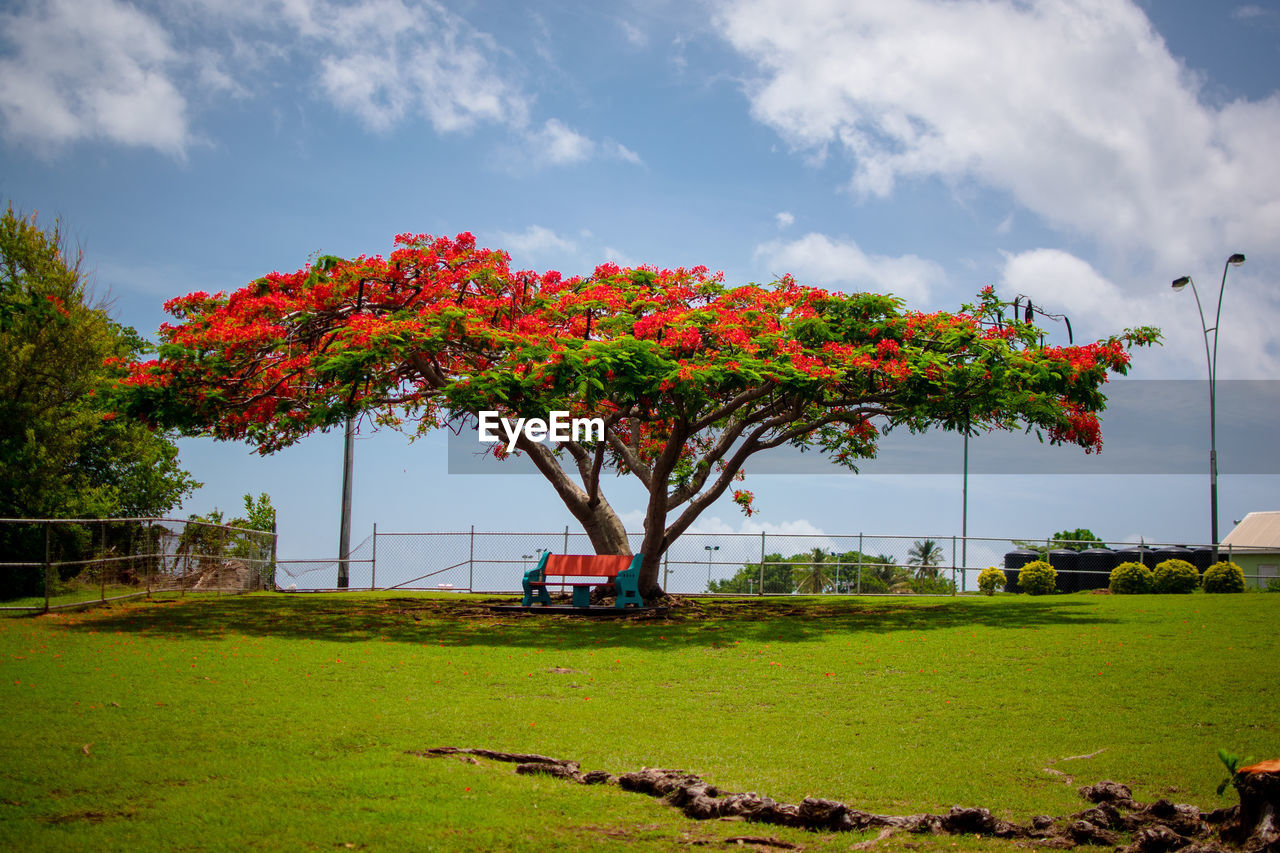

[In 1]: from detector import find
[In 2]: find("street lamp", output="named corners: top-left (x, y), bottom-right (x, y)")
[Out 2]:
top-left (704, 545), bottom-right (720, 589)
top-left (1171, 253), bottom-right (1246, 558)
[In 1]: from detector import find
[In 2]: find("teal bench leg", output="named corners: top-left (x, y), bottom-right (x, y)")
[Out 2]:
top-left (571, 586), bottom-right (592, 607)
top-left (614, 557), bottom-right (644, 609)
top-left (522, 553), bottom-right (553, 606)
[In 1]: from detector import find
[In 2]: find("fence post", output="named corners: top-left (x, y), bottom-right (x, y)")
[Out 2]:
top-left (43, 521), bottom-right (51, 614)
top-left (759, 531), bottom-right (765, 595)
top-left (100, 520), bottom-right (107, 602)
top-left (468, 525), bottom-right (475, 592)
top-left (950, 535), bottom-right (957, 596)
top-left (857, 533), bottom-right (863, 595)
top-left (145, 520), bottom-right (152, 599)
top-left (563, 525), bottom-right (569, 556)
top-left (370, 523), bottom-right (377, 591)
top-left (268, 518), bottom-right (278, 591)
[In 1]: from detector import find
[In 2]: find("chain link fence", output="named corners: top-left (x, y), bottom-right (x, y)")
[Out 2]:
top-left (1, 517), bottom-right (277, 613)
top-left (275, 528), bottom-right (1278, 595)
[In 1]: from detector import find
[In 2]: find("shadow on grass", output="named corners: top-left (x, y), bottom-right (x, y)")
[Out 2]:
top-left (51, 592), bottom-right (1120, 650)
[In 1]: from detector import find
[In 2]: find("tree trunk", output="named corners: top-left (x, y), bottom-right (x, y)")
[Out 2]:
top-left (1228, 759), bottom-right (1280, 852)
top-left (579, 500), bottom-right (631, 556)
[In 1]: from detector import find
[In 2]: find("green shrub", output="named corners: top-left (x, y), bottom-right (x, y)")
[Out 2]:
top-left (854, 575), bottom-right (888, 594)
top-left (1153, 559), bottom-right (1199, 594)
top-left (1267, 577), bottom-right (1280, 593)
top-left (1018, 560), bottom-right (1056, 596)
top-left (908, 576), bottom-right (957, 595)
top-left (1109, 561), bottom-right (1153, 594)
top-left (1203, 561), bottom-right (1245, 594)
top-left (977, 566), bottom-right (1005, 596)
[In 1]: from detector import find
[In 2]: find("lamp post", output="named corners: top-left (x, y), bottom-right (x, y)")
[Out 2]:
top-left (1171, 253), bottom-right (1246, 559)
top-left (704, 545), bottom-right (720, 590)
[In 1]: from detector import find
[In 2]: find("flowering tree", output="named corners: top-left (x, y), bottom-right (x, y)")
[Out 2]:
top-left (118, 232), bottom-right (1157, 596)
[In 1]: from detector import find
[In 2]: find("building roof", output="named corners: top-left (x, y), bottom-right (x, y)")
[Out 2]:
top-left (1222, 511), bottom-right (1280, 549)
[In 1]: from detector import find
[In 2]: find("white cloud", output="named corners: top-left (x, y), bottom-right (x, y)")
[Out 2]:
top-left (526, 118), bottom-right (596, 165)
top-left (609, 141), bottom-right (643, 165)
top-left (755, 232), bottom-right (944, 302)
top-left (0, 0), bottom-right (190, 156)
top-left (998, 247), bottom-right (1279, 379)
top-left (496, 225), bottom-right (577, 259)
top-left (1, 0), bottom-right (640, 164)
top-left (515, 120), bottom-right (642, 169)
top-left (775, 211), bottom-right (795, 228)
top-left (619, 19), bottom-right (648, 47)
top-left (688, 515), bottom-right (828, 537)
top-left (1231, 5), bottom-right (1271, 20)
top-left (602, 246), bottom-right (639, 267)
top-left (717, 0), bottom-right (1280, 271)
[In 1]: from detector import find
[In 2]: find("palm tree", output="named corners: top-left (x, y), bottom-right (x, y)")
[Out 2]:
top-left (793, 548), bottom-right (833, 594)
top-left (870, 554), bottom-right (907, 588)
top-left (907, 539), bottom-right (946, 580)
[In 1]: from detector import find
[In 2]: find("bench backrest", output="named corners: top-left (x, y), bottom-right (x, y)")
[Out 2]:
top-left (542, 554), bottom-right (636, 578)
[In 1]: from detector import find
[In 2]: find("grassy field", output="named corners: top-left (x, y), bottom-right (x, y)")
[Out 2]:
top-left (1, 591), bottom-right (1277, 851)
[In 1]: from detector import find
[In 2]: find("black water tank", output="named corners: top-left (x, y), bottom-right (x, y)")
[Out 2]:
top-left (1153, 546), bottom-right (1194, 570)
top-left (1190, 547), bottom-right (1216, 572)
top-left (1004, 549), bottom-right (1041, 593)
top-left (1118, 545), bottom-right (1156, 568)
top-left (1078, 547), bottom-right (1119, 590)
top-left (1047, 548), bottom-right (1081, 592)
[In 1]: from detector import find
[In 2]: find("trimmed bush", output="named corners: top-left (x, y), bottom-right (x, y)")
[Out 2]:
top-left (1018, 560), bottom-right (1056, 596)
top-left (977, 566), bottom-right (1005, 596)
top-left (1109, 561), bottom-right (1153, 594)
top-left (1267, 577), bottom-right (1280, 593)
top-left (1202, 561), bottom-right (1246, 594)
top-left (1153, 559), bottom-right (1199, 594)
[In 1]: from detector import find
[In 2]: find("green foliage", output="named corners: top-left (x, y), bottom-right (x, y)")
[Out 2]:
top-left (1217, 749), bottom-right (1254, 796)
top-left (0, 205), bottom-right (197, 597)
top-left (1109, 561), bottom-right (1153, 594)
top-left (1202, 561), bottom-right (1245, 594)
top-left (1153, 559), bottom-right (1199, 594)
top-left (1017, 560), bottom-right (1057, 595)
top-left (1012, 527), bottom-right (1103, 557)
top-left (709, 549), bottom-right (900, 595)
top-left (1267, 577), bottom-right (1280, 593)
top-left (906, 576), bottom-right (957, 594)
top-left (977, 566), bottom-right (1005, 596)
top-left (907, 538), bottom-right (946, 580)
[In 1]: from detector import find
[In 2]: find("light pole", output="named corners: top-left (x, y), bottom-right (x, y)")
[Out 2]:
top-left (1171, 252), bottom-right (1246, 559)
top-left (704, 545), bottom-right (719, 590)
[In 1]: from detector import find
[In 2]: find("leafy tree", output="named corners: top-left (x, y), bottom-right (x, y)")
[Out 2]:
top-left (709, 554), bottom-right (794, 594)
top-left (712, 548), bottom-right (907, 595)
top-left (0, 205), bottom-right (197, 596)
top-left (1012, 527), bottom-right (1104, 558)
top-left (907, 538), bottom-right (946, 579)
top-left (118, 232), bottom-right (1157, 597)
top-left (793, 548), bottom-right (834, 594)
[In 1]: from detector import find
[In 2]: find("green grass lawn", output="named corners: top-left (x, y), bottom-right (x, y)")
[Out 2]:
top-left (1, 592), bottom-right (1277, 851)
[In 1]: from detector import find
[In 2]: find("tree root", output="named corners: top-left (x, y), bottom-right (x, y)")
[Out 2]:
top-left (410, 747), bottom-right (1266, 852)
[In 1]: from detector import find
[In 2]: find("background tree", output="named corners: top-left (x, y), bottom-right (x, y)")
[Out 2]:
top-left (793, 548), bottom-right (834, 594)
top-left (907, 538), bottom-right (946, 580)
top-left (1012, 527), bottom-right (1104, 557)
top-left (118, 232), bottom-right (1157, 598)
top-left (708, 554), bottom-right (795, 594)
top-left (1, 205), bottom-right (197, 597)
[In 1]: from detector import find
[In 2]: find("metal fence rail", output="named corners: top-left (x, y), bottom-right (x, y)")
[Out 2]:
top-left (1, 517), bottom-right (277, 613)
top-left (275, 527), bottom-right (1278, 595)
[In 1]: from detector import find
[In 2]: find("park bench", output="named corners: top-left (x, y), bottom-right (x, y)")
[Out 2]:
top-left (521, 553), bottom-right (644, 609)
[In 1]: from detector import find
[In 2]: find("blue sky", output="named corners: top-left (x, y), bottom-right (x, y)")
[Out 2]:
top-left (2, 0), bottom-right (1278, 571)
